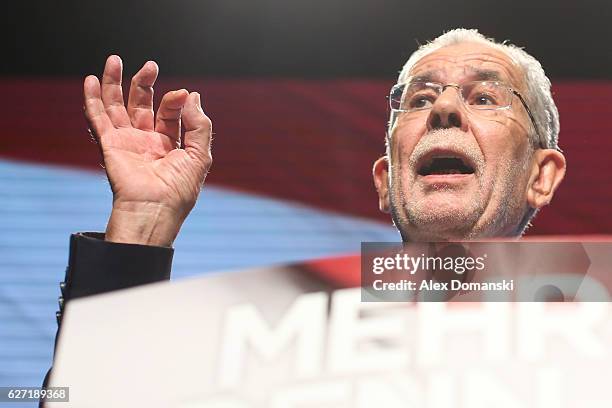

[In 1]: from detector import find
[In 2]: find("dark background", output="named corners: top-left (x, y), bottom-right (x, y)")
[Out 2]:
top-left (4, 0), bottom-right (610, 79)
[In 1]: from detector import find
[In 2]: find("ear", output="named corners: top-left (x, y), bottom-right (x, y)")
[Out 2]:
top-left (373, 156), bottom-right (391, 214)
top-left (526, 149), bottom-right (566, 209)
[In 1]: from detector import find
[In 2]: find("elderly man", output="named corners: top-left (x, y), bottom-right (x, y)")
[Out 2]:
top-left (41, 28), bottom-right (566, 395)
top-left (82, 28), bottom-right (565, 251)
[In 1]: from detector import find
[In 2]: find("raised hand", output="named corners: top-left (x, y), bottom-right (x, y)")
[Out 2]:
top-left (84, 55), bottom-right (212, 247)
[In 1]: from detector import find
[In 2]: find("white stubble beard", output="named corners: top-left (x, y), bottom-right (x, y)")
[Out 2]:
top-left (388, 129), bottom-right (531, 241)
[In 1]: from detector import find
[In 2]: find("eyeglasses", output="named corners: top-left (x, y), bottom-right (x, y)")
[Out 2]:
top-left (388, 80), bottom-right (544, 148)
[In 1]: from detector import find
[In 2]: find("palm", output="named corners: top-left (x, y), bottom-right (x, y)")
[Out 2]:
top-left (101, 127), bottom-right (200, 211)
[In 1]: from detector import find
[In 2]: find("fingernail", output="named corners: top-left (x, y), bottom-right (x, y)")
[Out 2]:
top-left (195, 92), bottom-right (202, 107)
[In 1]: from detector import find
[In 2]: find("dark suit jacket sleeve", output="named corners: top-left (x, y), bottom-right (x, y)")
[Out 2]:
top-left (41, 232), bottom-right (173, 401)
top-left (59, 232), bottom-right (173, 305)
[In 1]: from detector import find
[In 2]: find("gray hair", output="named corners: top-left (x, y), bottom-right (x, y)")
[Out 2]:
top-left (390, 28), bottom-right (559, 150)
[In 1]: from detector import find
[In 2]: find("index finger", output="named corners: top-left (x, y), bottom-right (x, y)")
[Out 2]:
top-left (127, 61), bottom-right (158, 131)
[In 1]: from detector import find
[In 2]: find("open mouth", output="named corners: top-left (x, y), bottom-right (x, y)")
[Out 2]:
top-left (417, 156), bottom-right (475, 176)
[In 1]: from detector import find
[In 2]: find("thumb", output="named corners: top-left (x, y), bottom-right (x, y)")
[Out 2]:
top-left (182, 92), bottom-right (213, 167)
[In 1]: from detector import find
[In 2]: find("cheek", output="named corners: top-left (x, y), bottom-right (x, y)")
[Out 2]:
top-left (469, 114), bottom-right (525, 169)
top-left (389, 116), bottom-right (427, 165)
top-left (471, 118), bottom-right (531, 208)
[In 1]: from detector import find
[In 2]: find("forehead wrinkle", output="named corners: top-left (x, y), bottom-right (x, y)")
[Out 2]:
top-left (409, 48), bottom-right (526, 92)
top-left (409, 66), bottom-right (504, 84)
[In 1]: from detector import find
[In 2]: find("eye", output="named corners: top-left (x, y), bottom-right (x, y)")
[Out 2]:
top-left (408, 94), bottom-right (435, 109)
top-left (471, 93), bottom-right (497, 106)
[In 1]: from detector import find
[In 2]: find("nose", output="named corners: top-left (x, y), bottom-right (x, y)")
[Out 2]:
top-left (426, 85), bottom-right (468, 132)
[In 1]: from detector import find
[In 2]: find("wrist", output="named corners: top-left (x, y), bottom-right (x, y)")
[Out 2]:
top-left (105, 202), bottom-right (185, 247)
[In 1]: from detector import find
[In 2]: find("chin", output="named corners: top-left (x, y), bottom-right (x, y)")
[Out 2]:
top-left (394, 194), bottom-right (485, 241)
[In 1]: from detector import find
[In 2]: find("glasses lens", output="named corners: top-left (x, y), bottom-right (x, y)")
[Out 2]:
top-left (461, 81), bottom-right (512, 110)
top-left (390, 81), bottom-right (513, 112)
top-left (390, 82), bottom-right (439, 112)
top-left (389, 84), bottom-right (405, 111)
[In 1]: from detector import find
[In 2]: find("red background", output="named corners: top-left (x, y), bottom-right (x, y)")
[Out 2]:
top-left (2, 79), bottom-right (610, 235)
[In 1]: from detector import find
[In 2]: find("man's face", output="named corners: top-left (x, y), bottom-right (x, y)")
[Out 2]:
top-left (384, 42), bottom-right (535, 241)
